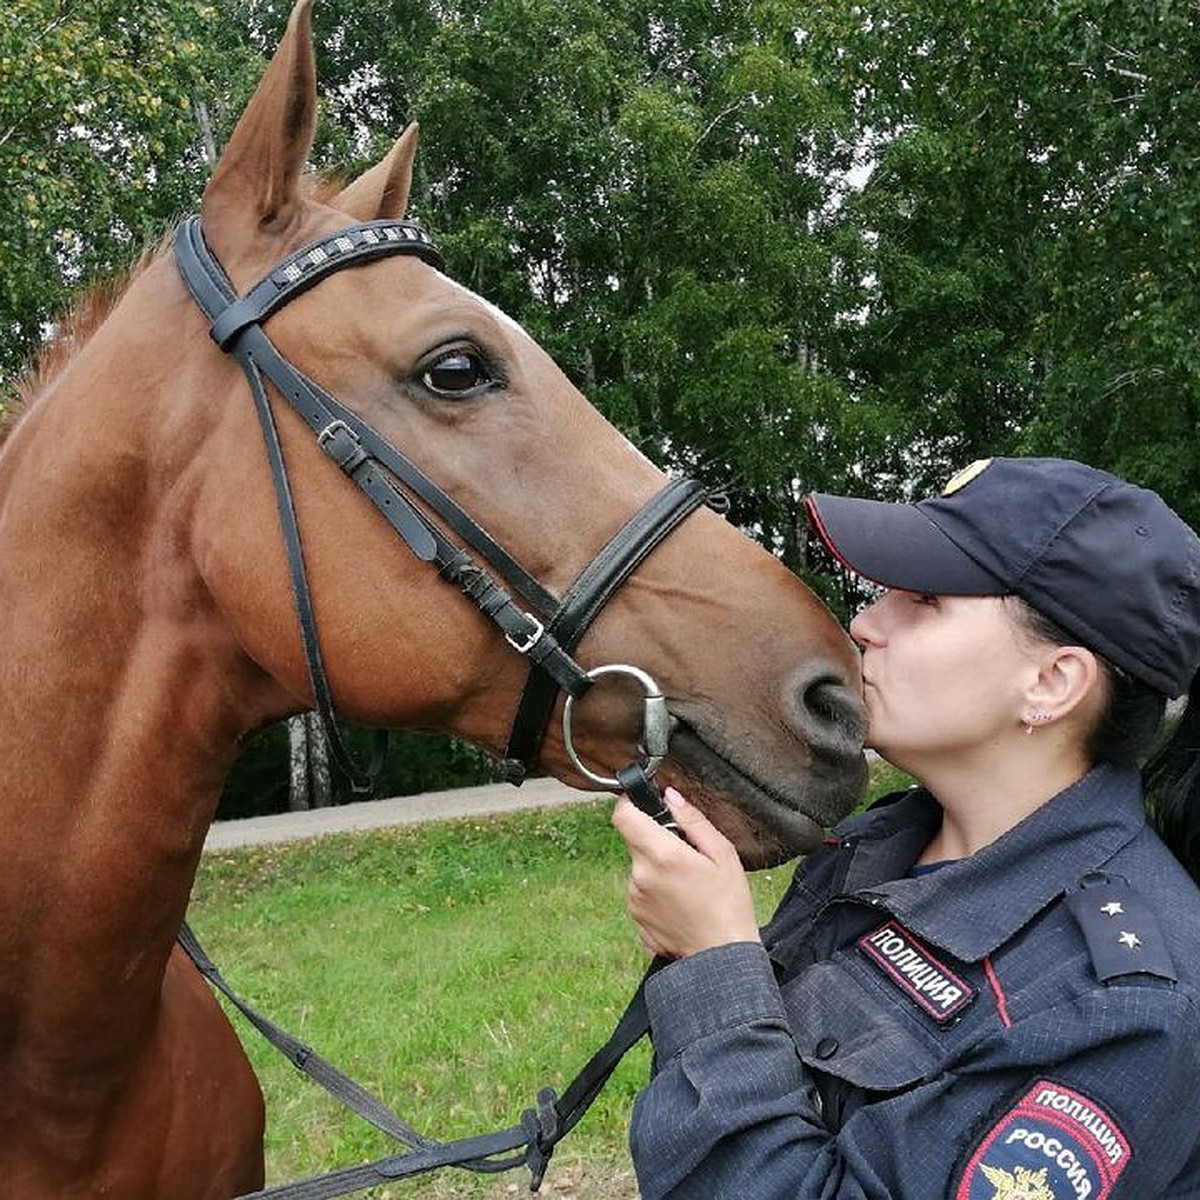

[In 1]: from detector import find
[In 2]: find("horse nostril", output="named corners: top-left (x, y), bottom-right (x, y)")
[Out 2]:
top-left (804, 676), bottom-right (847, 722)
top-left (792, 668), bottom-right (866, 761)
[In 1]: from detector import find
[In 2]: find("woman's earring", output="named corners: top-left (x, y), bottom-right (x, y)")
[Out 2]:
top-left (1022, 710), bottom-right (1052, 734)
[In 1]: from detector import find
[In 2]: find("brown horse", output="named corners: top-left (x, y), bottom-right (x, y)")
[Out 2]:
top-left (0, 2), bottom-right (864, 1195)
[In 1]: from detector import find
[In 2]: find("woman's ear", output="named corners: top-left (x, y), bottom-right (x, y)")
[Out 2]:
top-left (1024, 645), bottom-right (1103, 725)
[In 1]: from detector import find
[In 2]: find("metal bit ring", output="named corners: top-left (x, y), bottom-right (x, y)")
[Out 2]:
top-left (561, 664), bottom-right (670, 787)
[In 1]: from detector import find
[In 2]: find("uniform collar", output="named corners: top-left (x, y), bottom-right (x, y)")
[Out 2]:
top-left (838, 763), bottom-right (1146, 962)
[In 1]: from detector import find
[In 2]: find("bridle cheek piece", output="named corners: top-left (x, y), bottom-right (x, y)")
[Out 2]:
top-left (172, 216), bottom-right (708, 822)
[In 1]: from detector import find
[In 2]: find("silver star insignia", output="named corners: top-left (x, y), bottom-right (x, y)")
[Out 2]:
top-left (1118, 931), bottom-right (1142, 950)
top-left (1100, 901), bottom-right (1125, 917)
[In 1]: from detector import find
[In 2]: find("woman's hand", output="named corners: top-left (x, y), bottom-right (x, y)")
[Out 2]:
top-left (611, 786), bottom-right (761, 960)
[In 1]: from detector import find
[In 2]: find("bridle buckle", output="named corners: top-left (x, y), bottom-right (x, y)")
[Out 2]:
top-left (317, 419), bottom-right (369, 474)
top-left (505, 613), bottom-right (546, 655)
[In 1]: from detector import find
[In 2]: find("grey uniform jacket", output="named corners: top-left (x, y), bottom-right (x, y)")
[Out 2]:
top-left (629, 763), bottom-right (1200, 1199)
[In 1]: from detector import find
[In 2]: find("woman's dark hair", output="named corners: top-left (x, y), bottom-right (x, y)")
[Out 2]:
top-left (1143, 673), bottom-right (1200, 885)
top-left (1009, 598), bottom-right (1200, 883)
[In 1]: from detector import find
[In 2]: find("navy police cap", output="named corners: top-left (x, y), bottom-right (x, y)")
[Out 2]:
top-left (805, 457), bottom-right (1200, 697)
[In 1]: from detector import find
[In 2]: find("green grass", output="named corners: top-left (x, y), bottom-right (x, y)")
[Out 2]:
top-left (188, 762), bottom-right (913, 1198)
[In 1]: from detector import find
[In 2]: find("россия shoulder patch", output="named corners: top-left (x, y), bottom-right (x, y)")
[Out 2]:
top-left (956, 1080), bottom-right (1130, 1200)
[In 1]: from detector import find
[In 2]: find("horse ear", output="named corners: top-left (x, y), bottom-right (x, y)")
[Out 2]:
top-left (200, 0), bottom-right (317, 256)
top-left (331, 125), bottom-right (419, 221)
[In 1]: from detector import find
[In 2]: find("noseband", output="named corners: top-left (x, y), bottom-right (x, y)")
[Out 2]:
top-left (173, 216), bottom-right (709, 809)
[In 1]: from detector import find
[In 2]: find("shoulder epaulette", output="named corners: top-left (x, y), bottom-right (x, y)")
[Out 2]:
top-left (1065, 873), bottom-right (1177, 984)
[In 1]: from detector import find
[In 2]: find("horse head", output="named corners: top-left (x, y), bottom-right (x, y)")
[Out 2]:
top-left (167, 0), bottom-right (865, 868)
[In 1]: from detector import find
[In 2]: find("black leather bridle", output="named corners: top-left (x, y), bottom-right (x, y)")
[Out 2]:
top-left (172, 215), bottom-right (710, 812)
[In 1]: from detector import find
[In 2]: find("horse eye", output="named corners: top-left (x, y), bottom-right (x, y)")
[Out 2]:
top-left (421, 350), bottom-right (495, 397)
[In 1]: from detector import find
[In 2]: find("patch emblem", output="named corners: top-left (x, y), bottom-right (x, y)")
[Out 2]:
top-left (857, 921), bottom-right (976, 1023)
top-left (956, 1080), bottom-right (1131, 1200)
top-left (980, 1165), bottom-right (1054, 1200)
top-left (942, 458), bottom-right (993, 495)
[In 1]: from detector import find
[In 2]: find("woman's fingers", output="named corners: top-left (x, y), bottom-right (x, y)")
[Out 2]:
top-left (612, 787), bottom-right (762, 959)
top-left (661, 787), bottom-right (738, 861)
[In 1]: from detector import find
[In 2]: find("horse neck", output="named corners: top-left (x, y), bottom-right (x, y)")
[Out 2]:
top-left (0, 259), bottom-right (279, 1056)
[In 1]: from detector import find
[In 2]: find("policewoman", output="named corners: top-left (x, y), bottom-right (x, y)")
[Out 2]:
top-left (613, 458), bottom-right (1200, 1199)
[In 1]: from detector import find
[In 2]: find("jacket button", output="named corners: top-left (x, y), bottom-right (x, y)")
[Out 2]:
top-left (815, 1037), bottom-right (839, 1060)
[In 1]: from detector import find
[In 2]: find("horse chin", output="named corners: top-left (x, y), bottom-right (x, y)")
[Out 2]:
top-left (662, 725), bottom-right (867, 870)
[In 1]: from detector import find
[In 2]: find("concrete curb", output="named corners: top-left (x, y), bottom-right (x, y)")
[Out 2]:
top-left (203, 777), bottom-right (606, 851)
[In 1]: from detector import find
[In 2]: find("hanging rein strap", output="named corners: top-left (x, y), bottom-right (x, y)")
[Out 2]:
top-left (173, 217), bottom-right (710, 793)
top-left (178, 922), bottom-right (654, 1199)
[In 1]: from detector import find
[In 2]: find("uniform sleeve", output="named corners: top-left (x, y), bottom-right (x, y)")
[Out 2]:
top-left (629, 941), bottom-right (873, 1199)
top-left (629, 943), bottom-right (1200, 1200)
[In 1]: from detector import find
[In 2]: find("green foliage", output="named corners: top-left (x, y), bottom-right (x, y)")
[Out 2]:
top-left (8, 1), bottom-right (1197, 514)
top-left (0, 0), bottom-right (260, 383)
top-left (1018, 0), bottom-right (1200, 523)
top-left (816, 0), bottom-right (1200, 520)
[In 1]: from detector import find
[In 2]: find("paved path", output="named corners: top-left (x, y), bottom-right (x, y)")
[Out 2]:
top-left (203, 777), bottom-right (605, 851)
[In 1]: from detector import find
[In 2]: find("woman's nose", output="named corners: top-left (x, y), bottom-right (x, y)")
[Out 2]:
top-left (849, 594), bottom-right (887, 647)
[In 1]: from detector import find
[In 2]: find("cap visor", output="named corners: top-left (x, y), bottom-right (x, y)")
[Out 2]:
top-left (804, 493), bottom-right (1005, 594)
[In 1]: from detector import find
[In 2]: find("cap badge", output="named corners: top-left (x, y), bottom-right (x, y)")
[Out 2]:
top-left (942, 458), bottom-right (993, 496)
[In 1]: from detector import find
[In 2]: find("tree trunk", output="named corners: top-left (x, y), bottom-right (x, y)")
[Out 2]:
top-left (287, 715), bottom-right (310, 811)
top-left (288, 712), bottom-right (334, 811)
top-left (306, 711), bottom-right (332, 808)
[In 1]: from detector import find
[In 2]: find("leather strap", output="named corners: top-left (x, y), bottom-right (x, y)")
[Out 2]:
top-left (178, 921), bottom-right (654, 1199)
top-left (209, 221), bottom-right (443, 350)
top-left (504, 477), bottom-right (710, 775)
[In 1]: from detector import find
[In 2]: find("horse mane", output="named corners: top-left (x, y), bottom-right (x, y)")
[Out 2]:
top-left (0, 238), bottom-right (169, 451)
